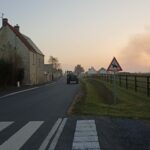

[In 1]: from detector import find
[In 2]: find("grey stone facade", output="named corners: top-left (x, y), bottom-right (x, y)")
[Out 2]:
top-left (0, 18), bottom-right (45, 85)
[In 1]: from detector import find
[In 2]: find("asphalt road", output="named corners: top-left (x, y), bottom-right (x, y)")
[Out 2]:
top-left (0, 77), bottom-right (150, 150)
top-left (0, 78), bottom-right (79, 121)
top-left (0, 77), bottom-right (79, 150)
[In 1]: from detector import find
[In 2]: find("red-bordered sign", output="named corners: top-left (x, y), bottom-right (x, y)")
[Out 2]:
top-left (107, 57), bottom-right (122, 72)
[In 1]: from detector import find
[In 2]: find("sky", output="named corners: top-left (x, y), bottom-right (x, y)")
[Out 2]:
top-left (0, 0), bottom-right (150, 72)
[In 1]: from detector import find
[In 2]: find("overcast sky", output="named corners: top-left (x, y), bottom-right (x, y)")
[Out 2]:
top-left (1, 0), bottom-right (150, 72)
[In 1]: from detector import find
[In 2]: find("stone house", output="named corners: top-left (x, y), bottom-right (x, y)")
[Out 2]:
top-left (98, 67), bottom-right (107, 74)
top-left (44, 64), bottom-right (63, 81)
top-left (87, 67), bottom-right (97, 76)
top-left (44, 64), bottom-right (53, 82)
top-left (0, 18), bottom-right (45, 85)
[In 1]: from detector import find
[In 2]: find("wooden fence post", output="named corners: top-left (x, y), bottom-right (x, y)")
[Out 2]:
top-left (147, 76), bottom-right (150, 97)
top-left (119, 76), bottom-right (121, 86)
top-left (126, 75), bottom-right (128, 89)
top-left (135, 76), bottom-right (137, 92)
top-left (111, 75), bottom-right (113, 83)
top-left (109, 75), bottom-right (111, 83)
top-left (106, 75), bottom-right (108, 82)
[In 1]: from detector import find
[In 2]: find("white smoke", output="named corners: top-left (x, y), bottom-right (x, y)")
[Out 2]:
top-left (119, 31), bottom-right (150, 72)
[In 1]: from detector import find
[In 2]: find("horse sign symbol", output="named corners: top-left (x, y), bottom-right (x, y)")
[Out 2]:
top-left (107, 57), bottom-right (122, 72)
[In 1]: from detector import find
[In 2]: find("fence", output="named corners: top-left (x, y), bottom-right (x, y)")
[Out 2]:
top-left (94, 74), bottom-right (150, 97)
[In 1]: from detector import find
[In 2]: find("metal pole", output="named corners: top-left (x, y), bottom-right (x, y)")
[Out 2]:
top-left (113, 71), bottom-right (117, 104)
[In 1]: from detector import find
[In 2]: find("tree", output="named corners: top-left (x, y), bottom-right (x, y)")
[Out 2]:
top-left (48, 56), bottom-right (62, 80)
top-left (74, 64), bottom-right (84, 76)
top-left (48, 56), bottom-right (60, 70)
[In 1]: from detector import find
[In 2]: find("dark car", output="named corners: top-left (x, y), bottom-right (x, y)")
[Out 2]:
top-left (67, 73), bottom-right (79, 84)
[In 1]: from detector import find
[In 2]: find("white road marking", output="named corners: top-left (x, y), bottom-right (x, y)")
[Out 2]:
top-left (72, 120), bottom-right (100, 150)
top-left (38, 118), bottom-right (62, 150)
top-left (76, 120), bottom-right (95, 124)
top-left (74, 136), bottom-right (98, 142)
top-left (0, 122), bottom-right (14, 132)
top-left (0, 87), bottom-right (39, 99)
top-left (48, 118), bottom-right (67, 150)
top-left (72, 142), bottom-right (100, 149)
top-left (74, 131), bottom-right (97, 137)
top-left (44, 82), bottom-right (56, 87)
top-left (0, 121), bottom-right (43, 150)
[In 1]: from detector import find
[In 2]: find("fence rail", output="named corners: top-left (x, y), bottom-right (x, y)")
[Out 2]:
top-left (93, 74), bottom-right (150, 97)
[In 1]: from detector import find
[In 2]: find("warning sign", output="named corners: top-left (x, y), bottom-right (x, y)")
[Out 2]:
top-left (107, 57), bottom-right (122, 72)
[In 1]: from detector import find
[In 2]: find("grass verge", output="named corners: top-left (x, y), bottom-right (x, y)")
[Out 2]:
top-left (71, 77), bottom-right (150, 119)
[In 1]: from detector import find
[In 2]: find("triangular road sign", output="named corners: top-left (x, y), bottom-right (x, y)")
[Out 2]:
top-left (107, 57), bottom-right (122, 72)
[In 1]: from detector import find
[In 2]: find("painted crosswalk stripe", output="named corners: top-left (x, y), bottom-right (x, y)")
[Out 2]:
top-left (72, 120), bottom-right (100, 150)
top-left (0, 121), bottom-right (43, 150)
top-left (48, 118), bottom-right (68, 150)
top-left (0, 122), bottom-right (14, 132)
top-left (38, 118), bottom-right (62, 150)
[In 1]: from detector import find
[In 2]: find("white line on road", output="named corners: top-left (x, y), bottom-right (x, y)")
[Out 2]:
top-left (0, 87), bottom-right (39, 99)
top-left (38, 118), bottom-right (62, 150)
top-left (44, 82), bottom-right (57, 87)
top-left (0, 121), bottom-right (43, 150)
top-left (48, 118), bottom-right (68, 150)
top-left (72, 120), bottom-right (100, 150)
top-left (0, 122), bottom-right (14, 132)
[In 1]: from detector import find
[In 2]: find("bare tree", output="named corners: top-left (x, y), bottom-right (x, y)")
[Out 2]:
top-left (74, 64), bottom-right (84, 76)
top-left (48, 56), bottom-right (60, 70)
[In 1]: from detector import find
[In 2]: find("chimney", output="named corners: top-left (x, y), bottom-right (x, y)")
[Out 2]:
top-left (14, 24), bottom-right (20, 32)
top-left (2, 18), bottom-right (8, 26)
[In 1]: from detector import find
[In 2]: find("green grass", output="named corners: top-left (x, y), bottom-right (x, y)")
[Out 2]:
top-left (71, 77), bottom-right (150, 119)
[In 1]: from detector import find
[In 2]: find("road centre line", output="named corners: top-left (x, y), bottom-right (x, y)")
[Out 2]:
top-left (0, 121), bottom-right (43, 150)
top-left (38, 118), bottom-right (62, 150)
top-left (0, 122), bottom-right (14, 132)
top-left (0, 87), bottom-right (39, 99)
top-left (48, 118), bottom-right (68, 150)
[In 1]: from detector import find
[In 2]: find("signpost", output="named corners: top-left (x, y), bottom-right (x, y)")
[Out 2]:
top-left (107, 57), bottom-right (122, 104)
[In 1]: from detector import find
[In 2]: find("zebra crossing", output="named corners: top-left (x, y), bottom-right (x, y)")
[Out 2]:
top-left (0, 121), bottom-right (43, 150)
top-left (72, 120), bottom-right (100, 150)
top-left (0, 119), bottom-right (100, 150)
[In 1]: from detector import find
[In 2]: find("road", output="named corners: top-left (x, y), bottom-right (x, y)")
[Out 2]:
top-left (0, 78), bottom-right (79, 121)
top-left (0, 78), bottom-right (79, 150)
top-left (0, 77), bottom-right (150, 150)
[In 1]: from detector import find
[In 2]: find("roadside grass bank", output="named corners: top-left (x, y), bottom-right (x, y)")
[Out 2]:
top-left (71, 77), bottom-right (150, 119)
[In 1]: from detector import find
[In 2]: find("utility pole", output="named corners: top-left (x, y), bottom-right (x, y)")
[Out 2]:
top-left (0, 13), bottom-right (4, 26)
top-left (0, 12), bottom-right (4, 19)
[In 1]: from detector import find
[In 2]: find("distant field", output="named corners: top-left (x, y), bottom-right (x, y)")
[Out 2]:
top-left (71, 77), bottom-right (150, 119)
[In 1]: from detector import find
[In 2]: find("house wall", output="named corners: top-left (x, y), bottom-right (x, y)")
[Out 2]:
top-left (0, 25), bottom-right (45, 85)
top-left (29, 51), bottom-right (37, 85)
top-left (87, 69), bottom-right (97, 76)
top-left (29, 52), bottom-right (45, 85)
top-left (43, 64), bottom-right (53, 82)
top-left (36, 54), bottom-right (44, 84)
top-left (0, 26), bottom-right (30, 85)
top-left (99, 70), bottom-right (107, 74)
